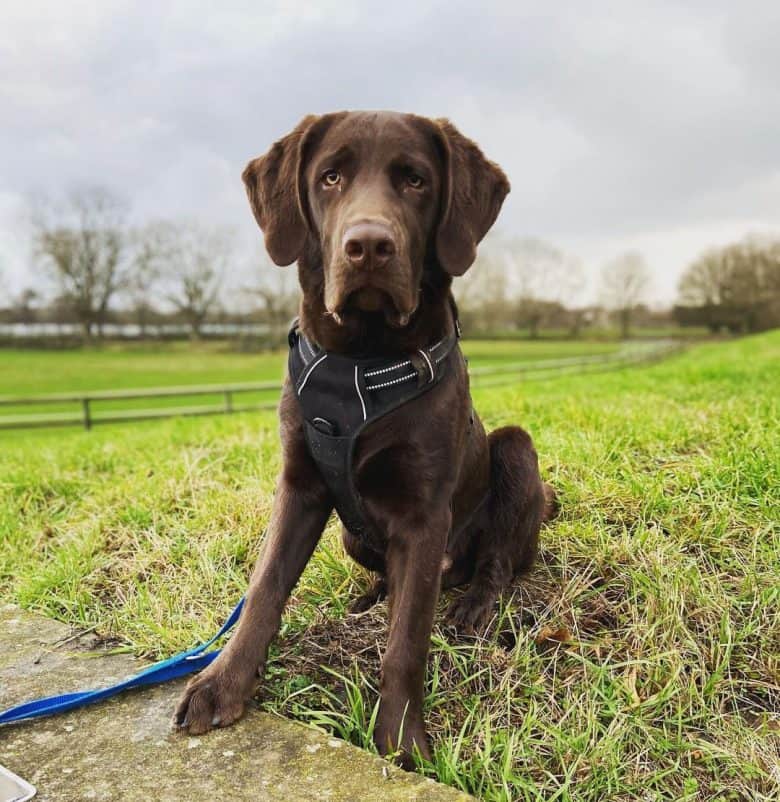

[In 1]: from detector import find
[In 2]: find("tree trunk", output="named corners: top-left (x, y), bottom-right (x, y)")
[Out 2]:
top-left (620, 308), bottom-right (630, 339)
top-left (136, 307), bottom-right (148, 339)
top-left (189, 315), bottom-right (202, 341)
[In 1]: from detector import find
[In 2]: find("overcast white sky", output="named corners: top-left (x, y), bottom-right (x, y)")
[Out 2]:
top-left (2, 0), bottom-right (779, 305)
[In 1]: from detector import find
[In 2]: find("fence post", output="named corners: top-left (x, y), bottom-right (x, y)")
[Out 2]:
top-left (82, 399), bottom-right (92, 431)
top-left (224, 391), bottom-right (233, 414)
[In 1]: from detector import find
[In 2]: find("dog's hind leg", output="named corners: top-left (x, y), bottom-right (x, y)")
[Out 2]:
top-left (349, 576), bottom-right (388, 613)
top-left (446, 426), bottom-right (550, 634)
top-left (342, 528), bottom-right (388, 613)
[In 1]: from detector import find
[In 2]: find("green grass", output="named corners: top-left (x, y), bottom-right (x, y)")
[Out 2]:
top-left (0, 341), bottom-right (289, 395)
top-left (0, 342), bottom-right (289, 418)
top-left (0, 339), bottom-right (620, 395)
top-left (1, 334), bottom-right (778, 801)
top-left (0, 339), bottom-right (620, 419)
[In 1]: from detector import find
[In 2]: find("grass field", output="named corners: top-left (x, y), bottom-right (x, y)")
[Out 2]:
top-left (1, 334), bottom-right (778, 801)
top-left (0, 339), bottom-right (622, 392)
top-left (0, 339), bottom-right (620, 420)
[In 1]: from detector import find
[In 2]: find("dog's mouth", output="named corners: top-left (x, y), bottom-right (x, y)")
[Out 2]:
top-left (328, 286), bottom-right (417, 329)
top-left (348, 287), bottom-right (388, 312)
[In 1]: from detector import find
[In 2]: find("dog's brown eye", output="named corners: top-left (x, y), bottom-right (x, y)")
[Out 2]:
top-left (406, 173), bottom-right (424, 189)
top-left (322, 170), bottom-right (341, 187)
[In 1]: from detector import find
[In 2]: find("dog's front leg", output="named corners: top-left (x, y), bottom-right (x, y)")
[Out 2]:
top-left (175, 477), bottom-right (332, 734)
top-left (374, 506), bottom-right (450, 768)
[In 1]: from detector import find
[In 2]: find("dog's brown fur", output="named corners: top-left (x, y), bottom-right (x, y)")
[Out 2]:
top-left (175, 111), bottom-right (555, 768)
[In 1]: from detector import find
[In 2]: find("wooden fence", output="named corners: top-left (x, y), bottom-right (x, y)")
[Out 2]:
top-left (0, 341), bottom-right (683, 432)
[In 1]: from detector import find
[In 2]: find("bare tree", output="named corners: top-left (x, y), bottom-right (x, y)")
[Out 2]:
top-left (246, 259), bottom-right (300, 346)
top-left (164, 223), bottom-right (232, 339)
top-left (452, 247), bottom-right (515, 332)
top-left (124, 221), bottom-right (176, 336)
top-left (678, 246), bottom-right (733, 308)
top-left (502, 237), bottom-right (586, 338)
top-left (600, 250), bottom-right (651, 338)
top-left (566, 307), bottom-right (592, 339)
top-left (31, 186), bottom-right (129, 341)
top-left (452, 234), bottom-right (587, 336)
top-left (13, 288), bottom-right (41, 325)
top-left (730, 235), bottom-right (780, 307)
top-left (677, 236), bottom-right (780, 332)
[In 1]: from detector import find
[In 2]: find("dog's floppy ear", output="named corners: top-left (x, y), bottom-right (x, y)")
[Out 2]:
top-left (434, 119), bottom-right (510, 276)
top-left (242, 115), bottom-right (320, 266)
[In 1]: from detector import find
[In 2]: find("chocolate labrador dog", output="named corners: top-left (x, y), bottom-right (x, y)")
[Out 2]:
top-left (175, 111), bottom-right (555, 767)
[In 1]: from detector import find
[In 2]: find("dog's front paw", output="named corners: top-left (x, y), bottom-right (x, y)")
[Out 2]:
top-left (374, 717), bottom-right (431, 770)
top-left (173, 661), bottom-right (253, 735)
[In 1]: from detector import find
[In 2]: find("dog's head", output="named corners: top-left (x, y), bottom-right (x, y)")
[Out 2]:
top-left (243, 111), bottom-right (509, 328)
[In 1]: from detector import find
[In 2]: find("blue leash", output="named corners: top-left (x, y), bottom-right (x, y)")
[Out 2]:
top-left (0, 597), bottom-right (245, 725)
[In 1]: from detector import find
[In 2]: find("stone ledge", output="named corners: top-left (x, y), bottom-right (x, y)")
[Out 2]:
top-left (0, 604), bottom-right (474, 801)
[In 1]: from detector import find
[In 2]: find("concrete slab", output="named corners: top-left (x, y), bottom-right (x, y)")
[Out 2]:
top-left (0, 604), bottom-right (474, 801)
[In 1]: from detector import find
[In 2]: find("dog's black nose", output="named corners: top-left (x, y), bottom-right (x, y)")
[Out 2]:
top-left (343, 222), bottom-right (396, 269)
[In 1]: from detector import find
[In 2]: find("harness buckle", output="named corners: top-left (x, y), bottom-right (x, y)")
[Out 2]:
top-left (411, 350), bottom-right (436, 387)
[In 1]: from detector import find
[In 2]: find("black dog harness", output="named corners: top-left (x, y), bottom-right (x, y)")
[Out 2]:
top-left (288, 318), bottom-right (461, 548)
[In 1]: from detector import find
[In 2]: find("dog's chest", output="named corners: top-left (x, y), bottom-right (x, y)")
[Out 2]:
top-left (287, 322), bottom-right (460, 545)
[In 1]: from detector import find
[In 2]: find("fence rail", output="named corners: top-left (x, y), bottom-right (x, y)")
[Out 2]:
top-left (0, 341), bottom-right (683, 432)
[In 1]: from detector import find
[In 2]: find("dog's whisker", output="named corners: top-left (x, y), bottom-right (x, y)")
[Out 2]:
top-left (325, 309), bottom-right (345, 326)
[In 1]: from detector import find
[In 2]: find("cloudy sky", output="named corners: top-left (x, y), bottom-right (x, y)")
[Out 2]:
top-left (2, 0), bottom-right (779, 305)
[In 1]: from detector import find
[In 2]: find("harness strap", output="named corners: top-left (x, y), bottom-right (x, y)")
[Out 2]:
top-left (289, 305), bottom-right (462, 550)
top-left (0, 598), bottom-right (245, 725)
